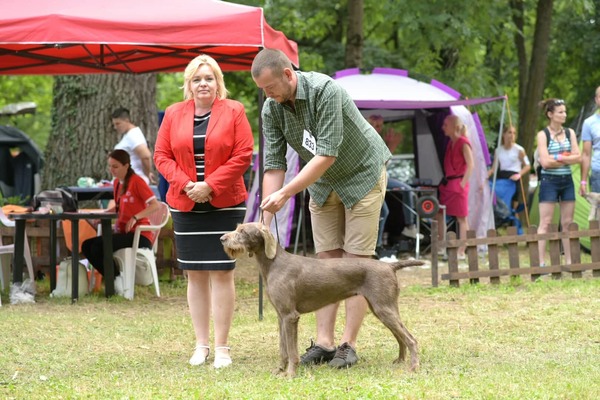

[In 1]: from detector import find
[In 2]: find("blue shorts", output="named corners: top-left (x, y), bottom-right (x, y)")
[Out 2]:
top-left (538, 174), bottom-right (575, 203)
top-left (590, 171), bottom-right (600, 193)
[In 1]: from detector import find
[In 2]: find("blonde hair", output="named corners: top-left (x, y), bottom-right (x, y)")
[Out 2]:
top-left (183, 54), bottom-right (228, 100)
top-left (446, 114), bottom-right (467, 137)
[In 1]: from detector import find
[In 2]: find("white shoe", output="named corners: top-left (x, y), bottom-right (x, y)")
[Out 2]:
top-left (114, 276), bottom-right (124, 296)
top-left (189, 345), bottom-right (210, 366)
top-left (213, 346), bottom-right (232, 369)
top-left (402, 225), bottom-right (424, 240)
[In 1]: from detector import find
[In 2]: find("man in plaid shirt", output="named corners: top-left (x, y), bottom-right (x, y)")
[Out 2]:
top-left (252, 49), bottom-right (391, 369)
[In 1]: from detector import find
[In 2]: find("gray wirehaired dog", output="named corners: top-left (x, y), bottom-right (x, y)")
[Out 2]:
top-left (220, 222), bottom-right (421, 378)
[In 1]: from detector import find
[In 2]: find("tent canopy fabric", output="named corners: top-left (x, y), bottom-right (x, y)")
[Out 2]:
top-left (0, 125), bottom-right (44, 171)
top-left (334, 68), bottom-right (505, 111)
top-left (334, 68), bottom-right (504, 239)
top-left (0, 125), bottom-right (44, 201)
top-left (0, 0), bottom-right (298, 75)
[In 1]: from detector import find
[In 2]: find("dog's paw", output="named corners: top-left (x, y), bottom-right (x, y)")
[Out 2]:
top-left (408, 360), bottom-right (420, 373)
top-left (272, 367), bottom-right (296, 378)
top-left (283, 369), bottom-right (297, 379)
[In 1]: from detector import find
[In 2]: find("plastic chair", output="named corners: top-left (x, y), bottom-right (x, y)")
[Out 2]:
top-left (0, 206), bottom-right (35, 292)
top-left (112, 201), bottom-right (170, 300)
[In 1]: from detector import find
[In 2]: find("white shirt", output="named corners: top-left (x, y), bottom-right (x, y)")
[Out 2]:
top-left (495, 143), bottom-right (529, 173)
top-left (115, 126), bottom-right (150, 183)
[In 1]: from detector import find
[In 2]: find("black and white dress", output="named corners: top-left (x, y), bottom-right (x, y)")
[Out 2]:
top-left (171, 112), bottom-right (246, 271)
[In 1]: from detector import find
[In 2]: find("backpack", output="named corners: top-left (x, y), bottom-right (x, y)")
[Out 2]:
top-left (32, 187), bottom-right (78, 212)
top-left (50, 257), bottom-right (89, 297)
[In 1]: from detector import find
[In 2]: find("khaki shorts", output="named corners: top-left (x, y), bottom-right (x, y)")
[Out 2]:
top-left (309, 167), bottom-right (387, 256)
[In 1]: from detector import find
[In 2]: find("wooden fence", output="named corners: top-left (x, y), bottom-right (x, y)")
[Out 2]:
top-left (430, 220), bottom-right (600, 287)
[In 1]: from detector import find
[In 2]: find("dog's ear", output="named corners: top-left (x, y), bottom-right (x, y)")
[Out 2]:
top-left (260, 226), bottom-right (277, 259)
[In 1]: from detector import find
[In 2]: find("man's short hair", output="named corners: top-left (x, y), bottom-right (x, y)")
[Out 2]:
top-left (111, 107), bottom-right (131, 120)
top-left (251, 48), bottom-right (292, 78)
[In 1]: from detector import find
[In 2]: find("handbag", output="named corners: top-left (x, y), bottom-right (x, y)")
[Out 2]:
top-left (134, 250), bottom-right (155, 286)
top-left (33, 187), bottom-right (78, 212)
top-left (50, 257), bottom-right (89, 297)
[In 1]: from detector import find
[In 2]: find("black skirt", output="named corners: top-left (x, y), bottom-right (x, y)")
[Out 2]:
top-left (170, 202), bottom-right (246, 271)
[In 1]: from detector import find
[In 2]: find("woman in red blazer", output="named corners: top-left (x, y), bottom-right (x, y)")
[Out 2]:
top-left (154, 54), bottom-right (254, 369)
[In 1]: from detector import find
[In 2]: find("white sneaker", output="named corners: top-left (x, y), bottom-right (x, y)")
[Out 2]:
top-left (114, 275), bottom-right (124, 296)
top-left (189, 345), bottom-right (210, 366)
top-left (402, 225), bottom-right (424, 240)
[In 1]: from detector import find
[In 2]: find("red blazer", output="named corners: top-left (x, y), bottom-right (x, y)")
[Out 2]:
top-left (154, 98), bottom-right (254, 211)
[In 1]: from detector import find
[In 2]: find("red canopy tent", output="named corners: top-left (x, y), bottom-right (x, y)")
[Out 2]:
top-left (0, 0), bottom-right (296, 315)
top-left (0, 0), bottom-right (298, 75)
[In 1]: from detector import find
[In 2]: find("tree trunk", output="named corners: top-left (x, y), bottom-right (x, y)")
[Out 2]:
top-left (44, 74), bottom-right (158, 189)
top-left (510, 0), bottom-right (527, 111)
top-left (516, 0), bottom-right (553, 158)
top-left (345, 0), bottom-right (364, 68)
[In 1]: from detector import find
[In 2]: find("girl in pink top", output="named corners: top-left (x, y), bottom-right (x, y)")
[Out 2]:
top-left (437, 115), bottom-right (474, 259)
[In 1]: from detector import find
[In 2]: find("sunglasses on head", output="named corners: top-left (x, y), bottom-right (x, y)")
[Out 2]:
top-left (553, 99), bottom-right (565, 105)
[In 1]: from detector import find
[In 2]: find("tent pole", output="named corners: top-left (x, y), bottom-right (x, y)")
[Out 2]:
top-left (257, 87), bottom-right (264, 321)
top-left (489, 97), bottom-right (507, 227)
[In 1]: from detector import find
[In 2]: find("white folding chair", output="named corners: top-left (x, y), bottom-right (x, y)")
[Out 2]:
top-left (113, 201), bottom-right (170, 300)
top-left (0, 206), bottom-right (35, 293)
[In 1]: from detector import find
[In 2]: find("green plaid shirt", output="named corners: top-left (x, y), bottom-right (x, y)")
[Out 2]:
top-left (262, 71), bottom-right (391, 208)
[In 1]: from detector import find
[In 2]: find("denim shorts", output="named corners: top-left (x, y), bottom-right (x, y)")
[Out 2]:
top-left (538, 174), bottom-right (575, 203)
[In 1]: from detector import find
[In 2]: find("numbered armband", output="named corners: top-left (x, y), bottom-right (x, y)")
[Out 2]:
top-left (302, 129), bottom-right (317, 155)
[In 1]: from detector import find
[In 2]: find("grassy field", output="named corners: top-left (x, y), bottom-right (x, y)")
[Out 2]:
top-left (1, 258), bottom-right (599, 400)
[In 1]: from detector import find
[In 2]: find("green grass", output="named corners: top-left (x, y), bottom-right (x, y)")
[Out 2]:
top-left (1, 267), bottom-right (599, 399)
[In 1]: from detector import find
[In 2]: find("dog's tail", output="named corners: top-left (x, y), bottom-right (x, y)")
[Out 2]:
top-left (390, 260), bottom-right (425, 271)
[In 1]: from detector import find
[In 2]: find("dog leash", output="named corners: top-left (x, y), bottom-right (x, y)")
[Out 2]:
top-left (259, 210), bottom-right (281, 246)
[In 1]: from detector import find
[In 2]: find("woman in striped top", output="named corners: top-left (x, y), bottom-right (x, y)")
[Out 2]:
top-left (536, 98), bottom-right (581, 266)
top-left (154, 55), bottom-right (254, 368)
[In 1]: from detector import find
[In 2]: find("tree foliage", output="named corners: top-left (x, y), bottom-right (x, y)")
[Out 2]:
top-left (0, 75), bottom-right (53, 148)
top-left (1, 0), bottom-right (599, 187)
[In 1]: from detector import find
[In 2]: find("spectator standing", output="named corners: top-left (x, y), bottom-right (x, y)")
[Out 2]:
top-left (536, 98), bottom-right (581, 266)
top-left (437, 114), bottom-right (474, 259)
top-left (112, 107), bottom-right (156, 184)
top-left (580, 86), bottom-right (600, 195)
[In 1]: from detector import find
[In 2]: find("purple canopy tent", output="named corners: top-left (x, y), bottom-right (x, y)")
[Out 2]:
top-left (333, 68), bottom-right (507, 240)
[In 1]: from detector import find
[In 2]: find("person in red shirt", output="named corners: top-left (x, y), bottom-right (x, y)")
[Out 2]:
top-left (82, 149), bottom-right (160, 292)
top-left (436, 115), bottom-right (474, 259)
